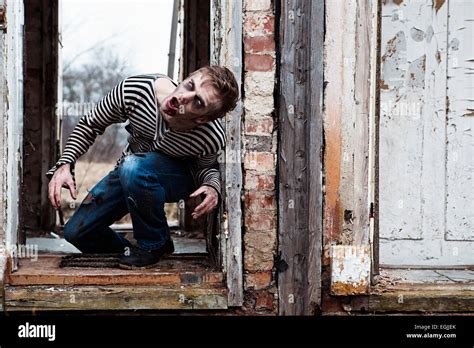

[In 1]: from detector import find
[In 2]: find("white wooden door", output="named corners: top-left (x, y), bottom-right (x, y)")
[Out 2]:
top-left (379, 0), bottom-right (473, 266)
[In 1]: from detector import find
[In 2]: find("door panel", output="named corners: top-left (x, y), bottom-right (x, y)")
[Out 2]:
top-left (445, 0), bottom-right (474, 241)
top-left (379, 0), bottom-right (473, 266)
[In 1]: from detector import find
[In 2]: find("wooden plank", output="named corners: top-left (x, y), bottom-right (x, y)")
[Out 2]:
top-left (0, 0), bottom-right (5, 309)
top-left (370, 267), bottom-right (474, 312)
top-left (371, 0), bottom-right (382, 279)
top-left (278, 0), bottom-right (303, 316)
top-left (369, 289), bottom-right (474, 312)
top-left (210, 0), bottom-right (226, 273)
top-left (307, 0), bottom-right (324, 312)
top-left (338, 0), bottom-right (357, 244)
top-left (5, 0), bottom-right (25, 272)
top-left (7, 255), bottom-right (224, 286)
top-left (5, 284), bottom-right (228, 311)
top-left (323, 0), bottom-right (378, 296)
top-left (278, 0), bottom-right (324, 315)
top-left (323, 0), bottom-right (344, 257)
top-left (223, 0), bottom-right (243, 307)
top-left (210, 0), bottom-right (243, 307)
top-left (353, 0), bottom-right (373, 244)
top-left (445, 0), bottom-right (474, 241)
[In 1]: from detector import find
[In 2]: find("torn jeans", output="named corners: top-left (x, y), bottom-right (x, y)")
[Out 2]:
top-left (63, 152), bottom-right (195, 253)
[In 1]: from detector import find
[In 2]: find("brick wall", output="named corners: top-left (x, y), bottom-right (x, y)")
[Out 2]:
top-left (241, 0), bottom-right (277, 314)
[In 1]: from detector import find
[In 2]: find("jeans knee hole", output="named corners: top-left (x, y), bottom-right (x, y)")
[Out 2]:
top-left (83, 191), bottom-right (104, 205)
top-left (82, 192), bottom-right (94, 205)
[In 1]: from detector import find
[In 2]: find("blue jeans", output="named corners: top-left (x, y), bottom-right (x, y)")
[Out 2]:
top-left (63, 152), bottom-right (196, 253)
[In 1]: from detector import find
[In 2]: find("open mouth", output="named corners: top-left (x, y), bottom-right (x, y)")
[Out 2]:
top-left (166, 96), bottom-right (179, 115)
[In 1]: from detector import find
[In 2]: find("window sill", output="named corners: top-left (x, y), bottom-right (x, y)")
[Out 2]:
top-left (4, 255), bottom-right (227, 311)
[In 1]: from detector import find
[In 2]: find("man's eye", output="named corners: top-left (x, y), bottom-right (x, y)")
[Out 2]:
top-left (194, 97), bottom-right (202, 107)
top-left (187, 81), bottom-right (193, 89)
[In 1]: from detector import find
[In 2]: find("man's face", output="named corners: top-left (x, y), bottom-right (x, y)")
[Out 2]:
top-left (160, 71), bottom-right (220, 130)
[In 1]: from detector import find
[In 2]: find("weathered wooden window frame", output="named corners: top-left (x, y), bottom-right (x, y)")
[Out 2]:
top-left (2, 0), bottom-right (25, 275)
top-left (1, 0), bottom-right (244, 310)
top-left (210, 0), bottom-right (244, 307)
top-left (322, 0), bottom-right (474, 314)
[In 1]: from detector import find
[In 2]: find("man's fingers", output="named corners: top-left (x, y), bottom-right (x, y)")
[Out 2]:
top-left (67, 180), bottom-right (77, 200)
top-left (194, 198), bottom-right (210, 214)
top-left (192, 205), bottom-right (213, 219)
top-left (189, 186), bottom-right (205, 198)
top-left (54, 182), bottom-right (62, 209)
top-left (48, 182), bottom-right (55, 207)
top-left (194, 194), bottom-right (216, 213)
top-left (192, 197), bottom-right (217, 219)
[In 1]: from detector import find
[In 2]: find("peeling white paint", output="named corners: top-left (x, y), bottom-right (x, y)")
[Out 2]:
top-left (445, 0), bottom-right (474, 242)
top-left (380, 0), bottom-right (473, 266)
top-left (2, 0), bottom-right (24, 275)
top-left (330, 245), bottom-right (371, 295)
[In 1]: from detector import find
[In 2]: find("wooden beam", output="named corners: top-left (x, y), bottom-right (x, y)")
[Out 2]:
top-left (278, 0), bottom-right (324, 315)
top-left (7, 255), bottom-right (224, 286)
top-left (5, 284), bottom-right (228, 311)
top-left (210, 0), bottom-right (244, 307)
top-left (223, 0), bottom-right (243, 307)
top-left (4, 0), bottom-right (25, 272)
top-left (369, 288), bottom-right (474, 313)
top-left (308, 0), bottom-right (325, 313)
top-left (352, 0), bottom-right (374, 244)
top-left (0, 0), bottom-right (6, 291)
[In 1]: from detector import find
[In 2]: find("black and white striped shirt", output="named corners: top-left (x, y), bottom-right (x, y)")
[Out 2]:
top-left (46, 73), bottom-right (226, 196)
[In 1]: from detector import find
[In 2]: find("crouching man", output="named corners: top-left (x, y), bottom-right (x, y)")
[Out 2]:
top-left (47, 66), bottom-right (239, 269)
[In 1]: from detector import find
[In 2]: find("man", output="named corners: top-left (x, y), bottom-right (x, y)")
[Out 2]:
top-left (47, 66), bottom-right (239, 269)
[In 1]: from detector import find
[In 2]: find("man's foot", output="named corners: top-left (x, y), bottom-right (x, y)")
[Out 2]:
top-left (118, 240), bottom-right (175, 270)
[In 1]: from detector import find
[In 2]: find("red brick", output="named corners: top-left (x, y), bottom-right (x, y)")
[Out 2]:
top-left (244, 118), bottom-right (274, 135)
top-left (244, 152), bottom-right (274, 171)
top-left (245, 54), bottom-right (274, 72)
top-left (244, 172), bottom-right (275, 191)
top-left (244, 191), bottom-right (276, 211)
top-left (244, 0), bottom-right (272, 12)
top-left (244, 13), bottom-right (274, 35)
top-left (245, 211), bottom-right (276, 231)
top-left (245, 271), bottom-right (273, 290)
top-left (255, 292), bottom-right (275, 311)
top-left (263, 15), bottom-right (275, 32)
top-left (244, 230), bottom-right (276, 271)
top-left (244, 35), bottom-right (275, 53)
top-left (244, 255), bottom-right (274, 272)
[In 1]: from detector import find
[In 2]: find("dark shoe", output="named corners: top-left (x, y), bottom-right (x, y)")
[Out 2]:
top-left (118, 240), bottom-right (174, 269)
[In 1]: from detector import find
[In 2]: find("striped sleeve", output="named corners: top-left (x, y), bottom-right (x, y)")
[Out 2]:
top-left (191, 152), bottom-right (222, 200)
top-left (46, 79), bottom-right (127, 179)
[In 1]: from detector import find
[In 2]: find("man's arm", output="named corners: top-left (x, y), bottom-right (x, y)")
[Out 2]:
top-left (47, 80), bottom-right (127, 208)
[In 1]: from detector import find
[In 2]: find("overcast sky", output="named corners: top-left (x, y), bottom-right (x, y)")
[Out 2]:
top-left (62, 0), bottom-right (175, 76)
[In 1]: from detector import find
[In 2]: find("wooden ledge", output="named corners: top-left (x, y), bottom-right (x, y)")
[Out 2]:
top-left (368, 287), bottom-right (474, 313)
top-left (4, 284), bottom-right (228, 311)
top-left (7, 255), bottom-right (224, 286)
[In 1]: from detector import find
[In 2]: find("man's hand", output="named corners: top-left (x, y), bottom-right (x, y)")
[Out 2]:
top-left (48, 163), bottom-right (77, 210)
top-left (189, 185), bottom-right (219, 219)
